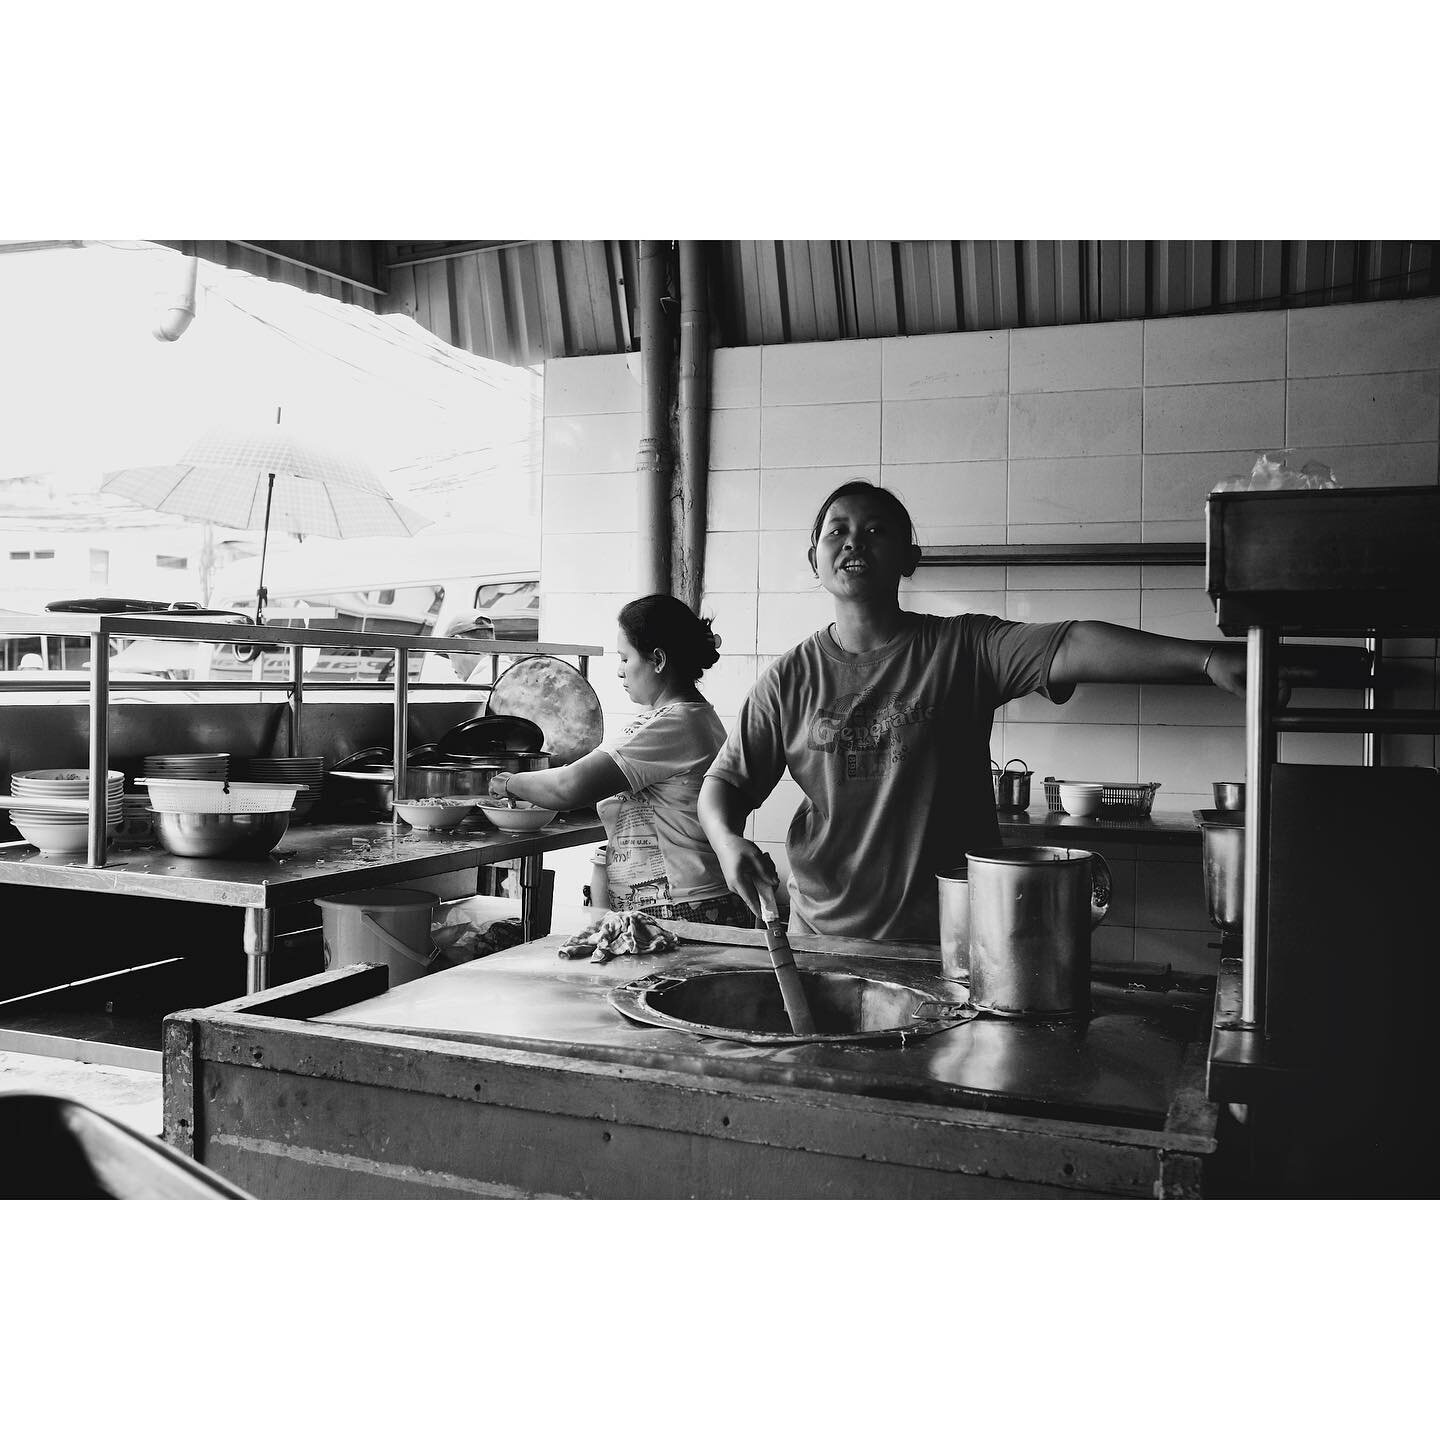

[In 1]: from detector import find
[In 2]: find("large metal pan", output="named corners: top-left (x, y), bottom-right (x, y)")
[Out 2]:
top-left (486, 656), bottom-right (603, 766)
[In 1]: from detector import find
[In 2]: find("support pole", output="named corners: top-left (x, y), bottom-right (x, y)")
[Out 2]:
top-left (673, 240), bottom-right (711, 614)
top-left (636, 241), bottom-right (673, 597)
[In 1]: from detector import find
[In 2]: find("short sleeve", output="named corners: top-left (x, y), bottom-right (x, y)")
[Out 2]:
top-left (705, 660), bottom-right (789, 805)
top-left (969, 614), bottom-right (1076, 706)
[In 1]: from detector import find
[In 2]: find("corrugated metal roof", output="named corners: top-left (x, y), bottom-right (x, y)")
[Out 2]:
top-left (158, 240), bottom-right (1437, 365)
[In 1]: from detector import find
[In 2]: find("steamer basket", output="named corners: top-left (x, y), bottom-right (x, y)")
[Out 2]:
top-left (138, 778), bottom-right (301, 814)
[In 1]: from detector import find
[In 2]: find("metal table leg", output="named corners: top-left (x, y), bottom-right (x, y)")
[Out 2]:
top-left (243, 908), bottom-right (274, 994)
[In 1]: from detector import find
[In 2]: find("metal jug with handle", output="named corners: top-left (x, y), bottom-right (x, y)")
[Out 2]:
top-left (991, 757), bottom-right (1033, 810)
top-left (963, 846), bottom-right (1111, 1018)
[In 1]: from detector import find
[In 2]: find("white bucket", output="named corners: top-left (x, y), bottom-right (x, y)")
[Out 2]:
top-left (316, 887), bottom-right (437, 986)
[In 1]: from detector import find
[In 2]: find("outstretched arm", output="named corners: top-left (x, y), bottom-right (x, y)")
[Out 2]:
top-left (488, 748), bottom-right (628, 810)
top-left (1050, 621), bottom-right (1247, 697)
top-left (698, 775), bottom-right (779, 918)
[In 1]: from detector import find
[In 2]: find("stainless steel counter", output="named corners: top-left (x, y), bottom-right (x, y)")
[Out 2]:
top-left (998, 805), bottom-right (1201, 848)
top-left (0, 813), bottom-right (604, 990)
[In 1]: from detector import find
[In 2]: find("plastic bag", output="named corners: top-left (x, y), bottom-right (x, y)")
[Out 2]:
top-left (430, 895), bottom-right (525, 965)
top-left (1212, 451), bottom-right (1341, 493)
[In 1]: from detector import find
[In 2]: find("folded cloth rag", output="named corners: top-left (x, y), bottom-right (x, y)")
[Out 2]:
top-left (558, 909), bottom-right (677, 963)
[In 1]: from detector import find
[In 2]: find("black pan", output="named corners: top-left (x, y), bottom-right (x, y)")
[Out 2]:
top-left (438, 714), bottom-right (545, 759)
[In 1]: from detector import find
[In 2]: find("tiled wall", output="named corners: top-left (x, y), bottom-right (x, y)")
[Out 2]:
top-left (540, 296), bottom-right (1440, 962)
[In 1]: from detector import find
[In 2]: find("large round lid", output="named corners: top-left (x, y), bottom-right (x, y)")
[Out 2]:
top-left (486, 656), bottom-right (603, 766)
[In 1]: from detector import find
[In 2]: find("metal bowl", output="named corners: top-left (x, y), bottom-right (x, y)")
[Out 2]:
top-left (1212, 781), bottom-right (1246, 811)
top-left (155, 810), bottom-right (290, 859)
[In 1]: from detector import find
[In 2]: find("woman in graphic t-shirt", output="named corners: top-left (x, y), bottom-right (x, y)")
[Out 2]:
top-left (698, 480), bottom-right (1250, 945)
top-left (488, 594), bottom-right (753, 927)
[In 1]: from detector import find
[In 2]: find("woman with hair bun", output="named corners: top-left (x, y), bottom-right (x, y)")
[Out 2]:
top-left (488, 593), bottom-right (752, 926)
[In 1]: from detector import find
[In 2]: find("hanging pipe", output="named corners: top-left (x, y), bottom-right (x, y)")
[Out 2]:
top-left (153, 253), bottom-right (199, 341)
top-left (636, 241), bottom-right (673, 597)
top-left (673, 240), bottom-right (710, 614)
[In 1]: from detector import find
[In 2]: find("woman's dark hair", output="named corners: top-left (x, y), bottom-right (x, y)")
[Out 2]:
top-left (618, 594), bottom-right (722, 684)
top-left (808, 480), bottom-right (918, 572)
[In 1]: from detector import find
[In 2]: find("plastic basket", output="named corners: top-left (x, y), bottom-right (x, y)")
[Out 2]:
top-left (137, 778), bottom-right (301, 814)
top-left (1042, 777), bottom-right (1161, 816)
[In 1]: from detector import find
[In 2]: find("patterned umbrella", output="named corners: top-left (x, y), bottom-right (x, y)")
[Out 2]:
top-left (100, 414), bottom-right (433, 622)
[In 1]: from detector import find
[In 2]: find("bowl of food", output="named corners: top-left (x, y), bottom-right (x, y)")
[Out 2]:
top-left (154, 810), bottom-right (290, 859)
top-left (473, 801), bottom-right (558, 833)
top-left (1056, 781), bottom-right (1105, 817)
top-left (394, 798), bottom-right (476, 831)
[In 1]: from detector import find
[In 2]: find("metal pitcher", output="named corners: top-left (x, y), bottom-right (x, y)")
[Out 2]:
top-left (991, 758), bottom-right (1032, 810)
top-left (963, 846), bottom-right (1111, 1018)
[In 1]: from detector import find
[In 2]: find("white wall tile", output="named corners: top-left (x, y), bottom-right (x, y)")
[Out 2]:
top-left (1144, 311), bottom-right (1286, 386)
top-left (1135, 927), bottom-right (1217, 975)
top-left (1142, 449), bottom-right (1267, 521)
top-left (702, 592), bottom-right (759, 660)
top-left (1093, 926), bottom-right (1136, 968)
top-left (758, 528), bottom-right (823, 592)
top-left (1010, 320), bottom-right (1142, 393)
top-left (912, 524), bottom-right (1009, 547)
top-left (1142, 519), bottom-right (1205, 543)
top-left (704, 530), bottom-right (759, 592)
top-left (543, 531), bottom-right (638, 594)
top-left (543, 353), bottom-right (640, 416)
top-left (709, 407), bottom-right (761, 470)
top-left (712, 347), bottom-right (761, 408)
top-left (1009, 565), bottom-right (1139, 590)
top-left (708, 469), bottom-right (760, 531)
top-left (759, 465), bottom-right (879, 530)
top-left (1140, 725), bottom-right (1247, 795)
top-left (1287, 371), bottom-right (1440, 447)
top-left (541, 591), bottom-right (634, 651)
top-left (901, 589), bottom-right (1008, 618)
top-left (883, 395), bottom-right (1008, 463)
top-left (541, 471), bottom-right (637, 533)
top-left (1149, 791), bottom-right (1211, 817)
top-left (1003, 682), bottom-right (1139, 724)
top-left (1009, 388), bottom-right (1141, 459)
top-left (1006, 521), bottom-right (1141, 544)
top-left (1289, 441), bottom-right (1438, 488)
top-left (879, 460), bottom-right (1008, 526)
top-left (882, 330), bottom-right (1009, 400)
top-left (1004, 721), bottom-right (1139, 784)
top-left (1008, 455), bottom-right (1142, 525)
top-left (1101, 858), bottom-right (1137, 927)
top-left (544, 412), bottom-right (641, 475)
top-left (761, 340), bottom-right (881, 406)
top-left (1287, 297), bottom-right (1440, 378)
top-left (1139, 684), bottom-right (1246, 726)
top-left (1006, 587), bottom-right (1140, 627)
top-left (1139, 586), bottom-right (1223, 641)
top-left (761, 402), bottom-right (881, 468)
top-left (757, 590), bottom-right (832, 652)
top-left (903, 563), bottom-right (1007, 592)
top-left (1143, 380), bottom-right (1285, 454)
top-left (700, 649), bottom-right (759, 717)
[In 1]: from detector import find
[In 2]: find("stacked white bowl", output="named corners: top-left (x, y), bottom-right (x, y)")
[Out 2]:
top-left (1056, 781), bottom-right (1105, 817)
top-left (7, 768), bottom-right (124, 855)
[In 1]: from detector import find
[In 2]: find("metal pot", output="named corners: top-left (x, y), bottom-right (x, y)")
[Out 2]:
top-left (407, 763), bottom-right (502, 799)
top-left (328, 765), bottom-right (394, 820)
top-left (1196, 809), bottom-right (1244, 934)
top-left (963, 846), bottom-right (1111, 1018)
top-left (1212, 781), bottom-right (1246, 811)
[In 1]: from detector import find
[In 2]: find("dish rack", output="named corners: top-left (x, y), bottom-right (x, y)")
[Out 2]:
top-left (1043, 777), bottom-right (1161, 815)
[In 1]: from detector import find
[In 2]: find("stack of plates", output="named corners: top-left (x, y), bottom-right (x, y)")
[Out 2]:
top-left (144, 753), bottom-right (230, 781)
top-left (115, 793), bottom-right (158, 846)
top-left (230, 756), bottom-right (326, 823)
top-left (7, 768), bottom-right (123, 854)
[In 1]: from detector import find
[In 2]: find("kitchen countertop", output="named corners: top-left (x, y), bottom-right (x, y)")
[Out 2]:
top-left (997, 805), bottom-right (1201, 848)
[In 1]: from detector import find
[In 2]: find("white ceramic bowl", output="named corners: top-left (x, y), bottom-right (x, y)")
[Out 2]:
top-left (10, 816), bottom-right (92, 854)
top-left (394, 799), bottom-right (475, 831)
top-left (473, 801), bottom-right (558, 833)
top-left (1057, 782), bottom-right (1104, 817)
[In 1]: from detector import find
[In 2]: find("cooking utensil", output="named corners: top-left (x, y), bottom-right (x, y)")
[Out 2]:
top-left (1212, 781), bottom-right (1246, 812)
top-left (438, 713), bottom-right (545, 758)
top-left (964, 846), bottom-right (1111, 1018)
top-left (154, 810), bottom-right (290, 859)
top-left (757, 882), bottom-right (817, 1036)
top-left (991, 758), bottom-right (1032, 810)
top-left (487, 656), bottom-right (604, 766)
top-left (1195, 809), bottom-right (1245, 933)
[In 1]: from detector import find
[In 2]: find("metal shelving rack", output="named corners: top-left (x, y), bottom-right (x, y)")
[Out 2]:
top-left (0, 613), bottom-right (603, 867)
top-left (1205, 486), bottom-right (1440, 1044)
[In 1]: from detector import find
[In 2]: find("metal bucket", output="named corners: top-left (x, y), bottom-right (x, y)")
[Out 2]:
top-left (964, 846), bottom-right (1111, 1018)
